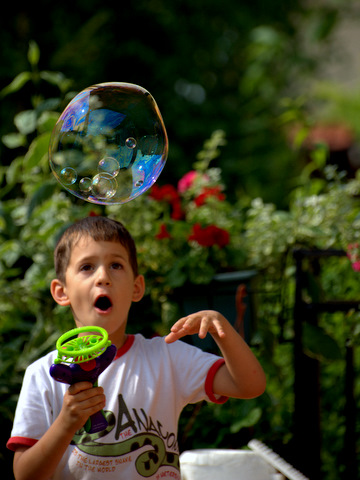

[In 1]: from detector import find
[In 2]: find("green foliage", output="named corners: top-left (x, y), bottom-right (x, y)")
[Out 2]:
top-left (1, 0), bottom-right (345, 209)
top-left (0, 51), bottom-right (97, 472)
top-left (1, 14), bottom-right (360, 476)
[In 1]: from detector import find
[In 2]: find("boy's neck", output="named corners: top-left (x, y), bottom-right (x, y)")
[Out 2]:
top-left (108, 331), bottom-right (128, 351)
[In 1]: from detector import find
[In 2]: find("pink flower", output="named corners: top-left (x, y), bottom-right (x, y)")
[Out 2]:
top-left (346, 243), bottom-right (360, 272)
top-left (352, 261), bottom-right (360, 272)
top-left (177, 171), bottom-right (198, 193)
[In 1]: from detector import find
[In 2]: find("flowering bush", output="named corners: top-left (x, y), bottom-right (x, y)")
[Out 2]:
top-left (107, 130), bottom-right (247, 291)
top-left (107, 134), bottom-right (360, 306)
top-left (242, 164), bottom-right (360, 274)
top-left (2, 47), bottom-right (360, 480)
top-left (149, 171), bottom-right (230, 249)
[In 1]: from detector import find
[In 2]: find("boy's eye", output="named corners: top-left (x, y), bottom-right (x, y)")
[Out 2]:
top-left (111, 262), bottom-right (123, 270)
top-left (80, 264), bottom-right (93, 272)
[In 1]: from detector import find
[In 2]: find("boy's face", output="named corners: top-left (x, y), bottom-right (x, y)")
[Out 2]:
top-left (51, 236), bottom-right (145, 348)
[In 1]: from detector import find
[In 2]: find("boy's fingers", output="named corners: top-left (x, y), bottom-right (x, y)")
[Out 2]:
top-left (170, 317), bottom-right (190, 332)
top-left (68, 384), bottom-right (105, 405)
top-left (213, 319), bottom-right (226, 338)
top-left (164, 332), bottom-right (179, 344)
top-left (198, 316), bottom-right (210, 338)
top-left (167, 311), bottom-right (227, 343)
top-left (68, 382), bottom-right (94, 394)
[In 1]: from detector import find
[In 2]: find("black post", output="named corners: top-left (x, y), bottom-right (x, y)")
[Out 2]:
top-left (293, 248), bottom-right (359, 479)
top-left (293, 250), bottom-right (322, 479)
top-left (343, 341), bottom-right (357, 479)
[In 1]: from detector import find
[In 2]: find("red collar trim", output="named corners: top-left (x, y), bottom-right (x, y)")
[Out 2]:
top-left (114, 334), bottom-right (135, 360)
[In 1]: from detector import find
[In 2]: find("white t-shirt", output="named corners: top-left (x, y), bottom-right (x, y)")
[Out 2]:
top-left (7, 334), bottom-right (227, 479)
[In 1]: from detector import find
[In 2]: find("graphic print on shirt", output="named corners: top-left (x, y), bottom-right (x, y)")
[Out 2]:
top-left (71, 394), bottom-right (180, 478)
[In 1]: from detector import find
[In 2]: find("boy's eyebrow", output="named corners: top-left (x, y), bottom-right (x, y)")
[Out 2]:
top-left (75, 251), bottom-right (128, 265)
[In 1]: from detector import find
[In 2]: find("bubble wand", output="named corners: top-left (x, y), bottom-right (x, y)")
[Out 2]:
top-left (50, 326), bottom-right (117, 433)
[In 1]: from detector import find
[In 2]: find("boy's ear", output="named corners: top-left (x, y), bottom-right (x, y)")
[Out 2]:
top-left (50, 279), bottom-right (71, 306)
top-left (132, 274), bottom-right (145, 303)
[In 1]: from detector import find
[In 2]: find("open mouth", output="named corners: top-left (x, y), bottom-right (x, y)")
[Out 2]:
top-left (94, 295), bottom-right (112, 312)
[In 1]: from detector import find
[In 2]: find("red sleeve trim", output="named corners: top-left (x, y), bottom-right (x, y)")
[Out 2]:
top-left (114, 334), bottom-right (135, 360)
top-left (7, 436), bottom-right (38, 452)
top-left (205, 358), bottom-right (229, 404)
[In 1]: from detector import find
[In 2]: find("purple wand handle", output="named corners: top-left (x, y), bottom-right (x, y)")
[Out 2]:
top-left (50, 344), bottom-right (117, 433)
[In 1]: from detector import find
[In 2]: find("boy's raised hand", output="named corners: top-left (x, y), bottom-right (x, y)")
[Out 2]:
top-left (164, 310), bottom-right (227, 343)
top-left (165, 309), bottom-right (266, 400)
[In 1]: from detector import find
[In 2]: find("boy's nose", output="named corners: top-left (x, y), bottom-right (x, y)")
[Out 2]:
top-left (96, 267), bottom-right (111, 285)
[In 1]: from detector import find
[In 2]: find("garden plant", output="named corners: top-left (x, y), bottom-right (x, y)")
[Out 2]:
top-left (1, 26), bottom-right (360, 480)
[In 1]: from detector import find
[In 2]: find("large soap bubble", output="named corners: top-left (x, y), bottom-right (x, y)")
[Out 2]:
top-left (49, 82), bottom-right (168, 205)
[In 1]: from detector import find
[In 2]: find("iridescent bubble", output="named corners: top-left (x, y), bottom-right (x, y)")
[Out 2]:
top-left (49, 82), bottom-right (168, 205)
top-left (98, 157), bottom-right (120, 177)
top-left (79, 177), bottom-right (92, 193)
top-left (60, 167), bottom-right (77, 185)
top-left (91, 173), bottom-right (117, 200)
top-left (125, 137), bottom-right (136, 149)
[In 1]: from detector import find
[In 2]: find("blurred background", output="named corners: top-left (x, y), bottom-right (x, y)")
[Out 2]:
top-left (1, 1), bottom-right (359, 479)
top-left (2, 0), bottom-right (360, 206)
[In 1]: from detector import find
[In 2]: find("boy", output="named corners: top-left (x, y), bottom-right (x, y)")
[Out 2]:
top-left (7, 216), bottom-right (266, 480)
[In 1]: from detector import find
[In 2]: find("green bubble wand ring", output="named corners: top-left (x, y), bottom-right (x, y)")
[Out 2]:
top-left (54, 326), bottom-right (111, 364)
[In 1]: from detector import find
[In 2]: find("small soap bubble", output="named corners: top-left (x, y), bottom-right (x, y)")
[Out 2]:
top-left (49, 82), bottom-right (168, 205)
top-left (60, 167), bottom-right (77, 185)
top-left (98, 157), bottom-right (120, 177)
top-left (79, 177), bottom-right (92, 193)
top-left (125, 137), bottom-right (136, 149)
top-left (91, 173), bottom-right (117, 200)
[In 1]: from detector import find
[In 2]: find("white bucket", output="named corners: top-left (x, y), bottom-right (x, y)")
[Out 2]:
top-left (180, 449), bottom-right (284, 480)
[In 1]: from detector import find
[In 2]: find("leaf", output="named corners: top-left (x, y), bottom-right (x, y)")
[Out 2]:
top-left (0, 71), bottom-right (32, 98)
top-left (6, 156), bottom-right (23, 186)
top-left (37, 111), bottom-right (59, 133)
top-left (23, 132), bottom-right (52, 169)
top-left (0, 240), bottom-right (21, 267)
top-left (166, 265), bottom-right (187, 288)
top-left (303, 323), bottom-right (342, 361)
top-left (27, 181), bottom-right (57, 219)
top-left (293, 125), bottom-right (309, 149)
top-left (14, 110), bottom-right (38, 136)
top-left (310, 143), bottom-right (329, 169)
top-left (2, 133), bottom-right (27, 149)
top-left (40, 71), bottom-right (73, 92)
top-left (28, 41), bottom-right (40, 68)
top-left (229, 407), bottom-right (262, 433)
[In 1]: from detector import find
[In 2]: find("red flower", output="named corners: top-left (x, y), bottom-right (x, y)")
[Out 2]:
top-left (150, 184), bottom-right (180, 203)
top-left (188, 223), bottom-right (230, 248)
top-left (194, 186), bottom-right (225, 207)
top-left (156, 223), bottom-right (172, 240)
top-left (170, 200), bottom-right (184, 220)
top-left (150, 184), bottom-right (185, 219)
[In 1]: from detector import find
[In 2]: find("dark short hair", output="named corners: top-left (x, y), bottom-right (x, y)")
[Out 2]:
top-left (54, 216), bottom-right (138, 282)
